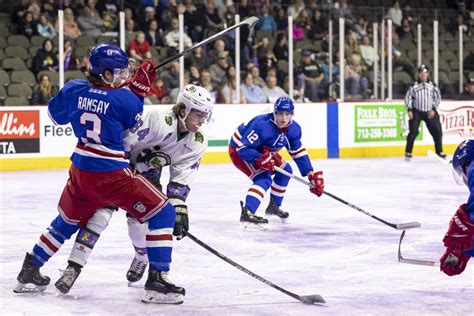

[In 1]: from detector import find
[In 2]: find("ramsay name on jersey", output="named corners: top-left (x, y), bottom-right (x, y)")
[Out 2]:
top-left (77, 97), bottom-right (110, 115)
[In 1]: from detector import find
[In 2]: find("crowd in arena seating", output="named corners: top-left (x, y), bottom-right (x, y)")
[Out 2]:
top-left (0, 0), bottom-right (473, 106)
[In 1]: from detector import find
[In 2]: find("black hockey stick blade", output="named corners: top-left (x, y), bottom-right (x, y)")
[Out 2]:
top-left (397, 230), bottom-right (439, 266)
top-left (153, 16), bottom-right (259, 71)
top-left (186, 231), bottom-right (325, 305)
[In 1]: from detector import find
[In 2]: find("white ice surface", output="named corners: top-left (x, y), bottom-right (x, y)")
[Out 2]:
top-left (1, 157), bottom-right (473, 315)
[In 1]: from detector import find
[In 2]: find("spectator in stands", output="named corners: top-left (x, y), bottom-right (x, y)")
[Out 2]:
top-left (185, 47), bottom-right (210, 71)
top-left (56, 8), bottom-right (82, 39)
top-left (63, 39), bottom-right (79, 71)
top-left (402, 3), bottom-right (417, 26)
top-left (294, 9), bottom-right (312, 40)
top-left (162, 61), bottom-right (180, 103)
top-left (311, 9), bottom-right (328, 41)
top-left (360, 35), bottom-right (377, 69)
top-left (138, 6), bottom-right (157, 33)
top-left (208, 39), bottom-right (231, 65)
top-left (451, 13), bottom-right (471, 37)
top-left (204, 0), bottom-right (225, 33)
top-left (345, 53), bottom-right (369, 98)
top-left (320, 53), bottom-right (340, 94)
top-left (458, 2), bottom-right (471, 22)
top-left (41, 0), bottom-right (57, 20)
top-left (273, 33), bottom-right (288, 62)
top-left (17, 11), bottom-right (37, 38)
top-left (396, 17), bottom-right (415, 40)
top-left (188, 65), bottom-right (201, 85)
top-left (102, 11), bottom-right (117, 33)
top-left (345, 34), bottom-right (361, 58)
top-left (164, 17), bottom-right (193, 57)
top-left (251, 66), bottom-right (266, 89)
top-left (275, 7), bottom-right (288, 31)
top-left (257, 46), bottom-right (278, 81)
top-left (469, 2), bottom-right (474, 24)
top-left (296, 50), bottom-right (324, 102)
top-left (353, 16), bottom-right (369, 39)
top-left (458, 78), bottom-right (474, 100)
top-left (386, 1), bottom-right (402, 26)
top-left (287, 0), bottom-right (305, 18)
top-left (263, 75), bottom-right (288, 104)
top-left (145, 19), bottom-right (164, 50)
top-left (128, 31), bottom-right (152, 62)
top-left (464, 45), bottom-right (474, 72)
top-left (30, 74), bottom-right (58, 105)
top-left (241, 73), bottom-right (267, 104)
top-left (33, 39), bottom-right (58, 74)
top-left (149, 77), bottom-right (167, 103)
top-left (77, 5), bottom-right (104, 37)
top-left (10, 0), bottom-right (29, 25)
top-left (210, 53), bottom-right (229, 85)
top-left (37, 13), bottom-right (56, 38)
top-left (236, 0), bottom-right (252, 19)
top-left (256, 5), bottom-right (277, 32)
top-left (332, 0), bottom-right (355, 25)
top-left (222, 76), bottom-right (245, 104)
top-left (200, 69), bottom-right (225, 103)
top-left (184, 0), bottom-right (207, 43)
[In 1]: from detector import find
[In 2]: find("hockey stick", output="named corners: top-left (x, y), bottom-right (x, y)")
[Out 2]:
top-left (398, 230), bottom-right (439, 266)
top-left (427, 150), bottom-right (450, 165)
top-left (274, 166), bottom-right (421, 230)
top-left (152, 16), bottom-right (259, 71)
top-left (185, 231), bottom-right (326, 305)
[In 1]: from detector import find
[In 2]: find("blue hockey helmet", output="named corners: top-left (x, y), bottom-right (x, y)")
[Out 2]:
top-left (452, 140), bottom-right (474, 184)
top-left (274, 97), bottom-right (294, 114)
top-left (89, 43), bottom-right (129, 76)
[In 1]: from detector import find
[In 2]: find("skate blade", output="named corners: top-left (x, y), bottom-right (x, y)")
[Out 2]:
top-left (240, 222), bottom-right (268, 230)
top-left (141, 290), bottom-right (184, 304)
top-left (266, 214), bottom-right (289, 223)
top-left (13, 282), bottom-right (47, 294)
top-left (128, 281), bottom-right (143, 288)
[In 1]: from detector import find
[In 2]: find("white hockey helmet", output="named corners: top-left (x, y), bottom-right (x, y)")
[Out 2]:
top-left (177, 84), bottom-right (214, 122)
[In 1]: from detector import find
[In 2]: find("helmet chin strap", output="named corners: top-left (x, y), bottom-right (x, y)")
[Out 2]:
top-left (100, 73), bottom-right (114, 86)
top-left (178, 113), bottom-right (189, 132)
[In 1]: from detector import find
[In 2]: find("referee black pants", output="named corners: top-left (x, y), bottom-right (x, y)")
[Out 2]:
top-left (405, 109), bottom-right (443, 155)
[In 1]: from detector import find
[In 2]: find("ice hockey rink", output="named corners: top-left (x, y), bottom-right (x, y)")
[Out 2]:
top-left (1, 156), bottom-right (473, 315)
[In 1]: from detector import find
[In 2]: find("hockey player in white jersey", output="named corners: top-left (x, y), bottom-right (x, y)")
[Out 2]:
top-left (54, 84), bottom-right (213, 295)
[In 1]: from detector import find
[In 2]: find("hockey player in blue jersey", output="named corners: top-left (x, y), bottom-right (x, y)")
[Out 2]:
top-left (228, 97), bottom-right (325, 228)
top-left (14, 43), bottom-right (185, 304)
top-left (440, 139), bottom-right (474, 276)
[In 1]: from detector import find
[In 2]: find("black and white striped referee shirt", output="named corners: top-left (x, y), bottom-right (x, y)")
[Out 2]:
top-left (405, 81), bottom-right (441, 112)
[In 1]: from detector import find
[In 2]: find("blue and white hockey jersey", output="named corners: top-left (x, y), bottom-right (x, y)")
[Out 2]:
top-left (48, 80), bottom-right (144, 172)
top-left (229, 113), bottom-right (313, 176)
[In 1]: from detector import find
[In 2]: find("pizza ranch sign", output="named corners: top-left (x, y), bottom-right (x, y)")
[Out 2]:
top-left (438, 106), bottom-right (474, 138)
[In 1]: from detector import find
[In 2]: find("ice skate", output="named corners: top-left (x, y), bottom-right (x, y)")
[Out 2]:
top-left (13, 253), bottom-right (50, 294)
top-left (55, 263), bottom-right (81, 294)
top-left (405, 152), bottom-right (412, 161)
top-left (265, 200), bottom-right (289, 221)
top-left (141, 270), bottom-right (185, 304)
top-left (240, 201), bottom-right (268, 230)
top-left (127, 257), bottom-right (148, 284)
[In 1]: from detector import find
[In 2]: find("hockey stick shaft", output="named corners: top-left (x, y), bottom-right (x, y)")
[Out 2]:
top-left (186, 231), bottom-right (325, 304)
top-left (274, 166), bottom-right (420, 230)
top-left (152, 16), bottom-right (259, 71)
top-left (397, 230), bottom-right (439, 266)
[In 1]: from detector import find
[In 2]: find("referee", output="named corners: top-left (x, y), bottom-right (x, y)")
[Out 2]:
top-left (404, 65), bottom-right (445, 161)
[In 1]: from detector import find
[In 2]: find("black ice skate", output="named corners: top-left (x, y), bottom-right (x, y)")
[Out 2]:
top-left (55, 262), bottom-right (82, 294)
top-left (265, 200), bottom-right (289, 220)
top-left (141, 270), bottom-right (185, 304)
top-left (240, 201), bottom-right (268, 229)
top-left (405, 152), bottom-right (412, 161)
top-left (437, 152), bottom-right (447, 159)
top-left (127, 257), bottom-right (148, 284)
top-left (13, 253), bottom-right (50, 294)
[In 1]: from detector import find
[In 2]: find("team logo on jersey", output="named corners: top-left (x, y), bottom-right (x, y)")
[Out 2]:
top-left (165, 116), bottom-right (173, 126)
top-left (194, 131), bottom-right (204, 143)
top-left (134, 202), bottom-right (147, 213)
top-left (0, 110), bottom-right (40, 154)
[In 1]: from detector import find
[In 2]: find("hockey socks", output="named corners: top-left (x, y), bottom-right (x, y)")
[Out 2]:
top-left (146, 203), bottom-right (175, 271)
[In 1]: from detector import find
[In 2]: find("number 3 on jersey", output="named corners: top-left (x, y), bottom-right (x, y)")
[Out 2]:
top-left (80, 112), bottom-right (102, 144)
top-left (247, 130), bottom-right (259, 144)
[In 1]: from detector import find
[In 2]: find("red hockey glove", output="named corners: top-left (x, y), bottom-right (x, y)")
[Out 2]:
top-left (440, 204), bottom-right (474, 276)
top-left (255, 149), bottom-right (275, 172)
top-left (308, 171), bottom-right (324, 196)
top-left (129, 60), bottom-right (157, 97)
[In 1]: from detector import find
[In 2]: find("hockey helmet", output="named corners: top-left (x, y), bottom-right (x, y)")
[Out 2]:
top-left (274, 97), bottom-right (294, 114)
top-left (452, 139), bottom-right (474, 185)
top-left (89, 43), bottom-right (130, 84)
top-left (177, 84), bottom-right (214, 121)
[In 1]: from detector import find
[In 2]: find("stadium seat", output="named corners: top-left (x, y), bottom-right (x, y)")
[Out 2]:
top-left (10, 70), bottom-right (36, 86)
top-left (30, 35), bottom-right (46, 46)
top-left (0, 69), bottom-right (9, 87)
top-left (0, 86), bottom-right (7, 103)
top-left (2, 57), bottom-right (27, 70)
top-left (5, 46), bottom-right (29, 60)
top-left (0, 23), bottom-right (9, 36)
top-left (0, 48), bottom-right (4, 60)
top-left (7, 34), bottom-right (30, 47)
top-left (76, 35), bottom-right (95, 47)
top-left (277, 60), bottom-right (289, 74)
top-left (37, 70), bottom-right (60, 86)
top-left (29, 46), bottom-right (41, 56)
top-left (8, 83), bottom-right (33, 98)
top-left (75, 46), bottom-right (90, 59)
top-left (0, 36), bottom-right (6, 48)
top-left (64, 70), bottom-right (86, 82)
top-left (97, 35), bottom-right (117, 44)
top-left (4, 96), bottom-right (29, 106)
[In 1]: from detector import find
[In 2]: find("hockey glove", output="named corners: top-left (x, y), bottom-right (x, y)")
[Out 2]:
top-left (308, 171), bottom-right (324, 196)
top-left (440, 204), bottom-right (474, 276)
top-left (129, 60), bottom-right (157, 97)
top-left (173, 205), bottom-right (189, 240)
top-left (255, 149), bottom-right (275, 172)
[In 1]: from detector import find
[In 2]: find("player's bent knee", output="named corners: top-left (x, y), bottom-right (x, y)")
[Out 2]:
top-left (148, 203), bottom-right (176, 230)
top-left (51, 215), bottom-right (79, 240)
top-left (86, 207), bottom-right (114, 234)
top-left (283, 163), bottom-right (292, 173)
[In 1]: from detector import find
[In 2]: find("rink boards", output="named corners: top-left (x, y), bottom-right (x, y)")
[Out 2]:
top-left (0, 101), bottom-right (472, 171)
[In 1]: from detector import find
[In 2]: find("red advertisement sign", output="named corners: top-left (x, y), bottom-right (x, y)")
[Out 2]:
top-left (438, 106), bottom-right (474, 138)
top-left (0, 110), bottom-right (40, 154)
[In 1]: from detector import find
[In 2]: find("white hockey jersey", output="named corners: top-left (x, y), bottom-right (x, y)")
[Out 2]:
top-left (123, 108), bottom-right (207, 187)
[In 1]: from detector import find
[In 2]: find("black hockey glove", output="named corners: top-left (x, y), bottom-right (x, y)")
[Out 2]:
top-left (173, 205), bottom-right (189, 240)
